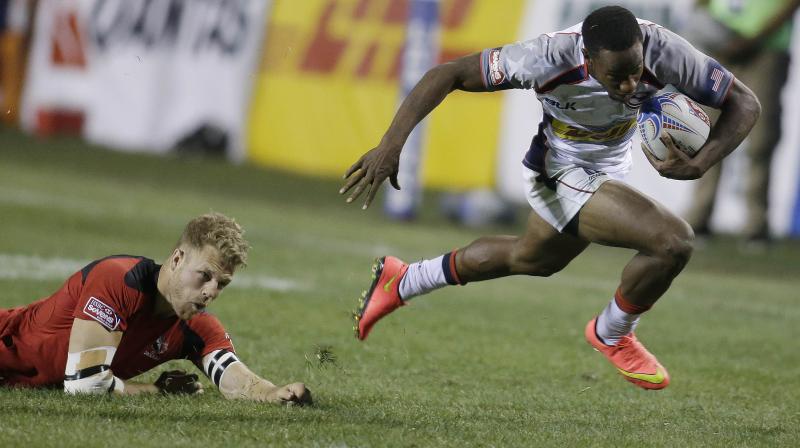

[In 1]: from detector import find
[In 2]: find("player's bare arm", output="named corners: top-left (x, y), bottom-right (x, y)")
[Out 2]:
top-left (644, 79), bottom-right (761, 180)
top-left (340, 52), bottom-right (487, 209)
top-left (201, 349), bottom-right (311, 406)
top-left (65, 319), bottom-right (202, 395)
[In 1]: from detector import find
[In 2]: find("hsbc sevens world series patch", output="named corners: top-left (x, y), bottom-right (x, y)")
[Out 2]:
top-left (83, 297), bottom-right (122, 331)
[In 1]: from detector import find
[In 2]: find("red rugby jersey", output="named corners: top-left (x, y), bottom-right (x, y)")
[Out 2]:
top-left (0, 255), bottom-right (234, 387)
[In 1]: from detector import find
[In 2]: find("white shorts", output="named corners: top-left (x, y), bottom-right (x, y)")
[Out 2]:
top-left (522, 165), bottom-right (621, 232)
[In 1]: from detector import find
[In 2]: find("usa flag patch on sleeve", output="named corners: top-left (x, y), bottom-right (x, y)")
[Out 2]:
top-left (83, 297), bottom-right (122, 331)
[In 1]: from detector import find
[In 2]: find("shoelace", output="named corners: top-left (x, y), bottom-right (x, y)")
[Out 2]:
top-left (610, 335), bottom-right (645, 366)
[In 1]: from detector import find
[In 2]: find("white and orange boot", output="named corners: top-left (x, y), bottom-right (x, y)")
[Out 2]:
top-left (354, 256), bottom-right (409, 341)
top-left (585, 317), bottom-right (670, 390)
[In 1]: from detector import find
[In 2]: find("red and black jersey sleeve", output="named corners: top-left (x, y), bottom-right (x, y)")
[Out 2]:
top-left (180, 312), bottom-right (235, 362)
top-left (71, 256), bottom-right (158, 332)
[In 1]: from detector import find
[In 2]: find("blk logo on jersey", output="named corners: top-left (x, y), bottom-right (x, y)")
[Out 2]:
top-left (83, 297), bottom-right (121, 331)
top-left (542, 97), bottom-right (577, 110)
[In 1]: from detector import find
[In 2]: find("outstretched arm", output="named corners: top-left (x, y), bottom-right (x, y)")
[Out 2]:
top-left (201, 349), bottom-right (311, 405)
top-left (339, 52), bottom-right (487, 209)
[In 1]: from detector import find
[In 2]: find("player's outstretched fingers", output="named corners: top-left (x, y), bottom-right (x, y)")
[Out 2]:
top-left (347, 171), bottom-right (374, 204)
top-left (363, 178), bottom-right (381, 209)
top-left (341, 154), bottom-right (369, 195)
top-left (343, 156), bottom-right (365, 180)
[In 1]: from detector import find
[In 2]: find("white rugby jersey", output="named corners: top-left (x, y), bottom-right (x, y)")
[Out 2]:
top-left (480, 20), bottom-right (734, 176)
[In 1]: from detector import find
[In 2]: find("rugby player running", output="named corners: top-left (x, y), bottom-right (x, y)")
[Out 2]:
top-left (0, 213), bottom-right (311, 404)
top-left (340, 6), bottom-right (760, 389)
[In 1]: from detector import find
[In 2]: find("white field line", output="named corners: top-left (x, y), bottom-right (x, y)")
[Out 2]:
top-left (0, 253), bottom-right (309, 292)
top-left (13, 186), bottom-right (778, 297)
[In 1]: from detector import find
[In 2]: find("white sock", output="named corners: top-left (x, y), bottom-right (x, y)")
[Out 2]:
top-left (399, 255), bottom-right (449, 300)
top-left (595, 297), bottom-right (641, 346)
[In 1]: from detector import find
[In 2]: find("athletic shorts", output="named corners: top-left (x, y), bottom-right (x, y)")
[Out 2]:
top-left (522, 165), bottom-right (619, 232)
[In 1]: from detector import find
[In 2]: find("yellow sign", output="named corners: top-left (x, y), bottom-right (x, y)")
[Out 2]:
top-left (248, 0), bottom-right (524, 189)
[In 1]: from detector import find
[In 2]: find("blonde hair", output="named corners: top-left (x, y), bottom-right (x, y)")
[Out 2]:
top-left (177, 213), bottom-right (250, 269)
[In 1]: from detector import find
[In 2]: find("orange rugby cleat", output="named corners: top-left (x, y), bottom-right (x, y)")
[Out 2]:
top-left (585, 317), bottom-right (670, 390)
top-left (353, 256), bottom-right (409, 341)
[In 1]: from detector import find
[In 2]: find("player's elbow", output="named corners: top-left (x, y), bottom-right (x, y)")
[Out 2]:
top-left (749, 92), bottom-right (762, 123)
top-left (726, 80), bottom-right (761, 126)
top-left (425, 62), bottom-right (463, 91)
top-left (740, 87), bottom-right (761, 123)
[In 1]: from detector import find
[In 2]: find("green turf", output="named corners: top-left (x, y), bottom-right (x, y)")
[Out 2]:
top-left (0, 130), bottom-right (798, 447)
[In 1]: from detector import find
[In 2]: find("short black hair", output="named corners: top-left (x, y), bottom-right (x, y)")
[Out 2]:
top-left (582, 6), bottom-right (643, 56)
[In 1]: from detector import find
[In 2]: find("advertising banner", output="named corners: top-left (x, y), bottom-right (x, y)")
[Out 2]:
top-left (247, 0), bottom-right (524, 189)
top-left (21, 0), bottom-right (268, 160)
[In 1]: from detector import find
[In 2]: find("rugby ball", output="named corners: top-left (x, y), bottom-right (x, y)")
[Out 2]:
top-left (637, 92), bottom-right (711, 160)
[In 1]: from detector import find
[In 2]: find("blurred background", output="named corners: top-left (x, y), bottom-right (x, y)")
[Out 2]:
top-left (3, 0), bottom-right (800, 240)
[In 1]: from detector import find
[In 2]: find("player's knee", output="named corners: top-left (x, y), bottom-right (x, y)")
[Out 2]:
top-left (655, 220), bottom-right (694, 269)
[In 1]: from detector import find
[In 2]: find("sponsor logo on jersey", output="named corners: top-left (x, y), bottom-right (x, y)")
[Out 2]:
top-left (582, 168), bottom-right (604, 183)
top-left (550, 118), bottom-right (637, 143)
top-left (144, 335), bottom-right (169, 360)
top-left (542, 97), bottom-right (576, 111)
top-left (83, 297), bottom-right (121, 331)
top-left (488, 48), bottom-right (505, 86)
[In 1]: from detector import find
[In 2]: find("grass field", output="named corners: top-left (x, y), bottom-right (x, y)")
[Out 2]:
top-left (0, 130), bottom-right (798, 447)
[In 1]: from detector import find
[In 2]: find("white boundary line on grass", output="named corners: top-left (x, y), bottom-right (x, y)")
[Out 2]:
top-left (0, 253), bottom-right (308, 292)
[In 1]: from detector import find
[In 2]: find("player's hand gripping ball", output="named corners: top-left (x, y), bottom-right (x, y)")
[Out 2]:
top-left (154, 370), bottom-right (204, 395)
top-left (637, 92), bottom-right (711, 160)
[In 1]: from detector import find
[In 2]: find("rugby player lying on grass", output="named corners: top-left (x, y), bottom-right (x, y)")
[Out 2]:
top-left (0, 213), bottom-right (311, 405)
